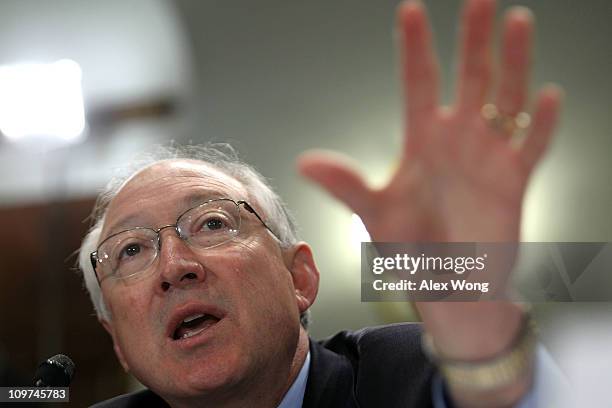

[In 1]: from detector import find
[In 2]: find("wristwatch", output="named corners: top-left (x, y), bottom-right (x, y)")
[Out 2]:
top-left (421, 310), bottom-right (536, 391)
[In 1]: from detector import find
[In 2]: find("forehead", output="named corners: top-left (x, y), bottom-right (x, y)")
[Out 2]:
top-left (102, 160), bottom-right (248, 235)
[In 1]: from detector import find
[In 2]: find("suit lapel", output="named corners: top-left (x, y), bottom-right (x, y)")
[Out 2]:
top-left (301, 338), bottom-right (359, 408)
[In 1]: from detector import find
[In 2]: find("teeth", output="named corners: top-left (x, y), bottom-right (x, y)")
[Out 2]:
top-left (181, 327), bottom-right (206, 339)
top-left (172, 313), bottom-right (219, 341)
top-left (183, 313), bottom-right (205, 324)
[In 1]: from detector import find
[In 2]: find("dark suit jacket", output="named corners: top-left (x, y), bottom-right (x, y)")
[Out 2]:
top-left (91, 323), bottom-right (438, 408)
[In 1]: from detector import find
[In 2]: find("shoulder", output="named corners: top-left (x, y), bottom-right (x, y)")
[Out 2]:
top-left (90, 389), bottom-right (169, 408)
top-left (307, 323), bottom-right (437, 408)
top-left (317, 322), bottom-right (427, 364)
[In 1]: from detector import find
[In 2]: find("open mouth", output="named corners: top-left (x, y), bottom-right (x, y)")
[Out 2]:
top-left (172, 313), bottom-right (220, 341)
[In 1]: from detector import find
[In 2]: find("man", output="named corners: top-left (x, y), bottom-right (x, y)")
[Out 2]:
top-left (79, 0), bottom-right (565, 406)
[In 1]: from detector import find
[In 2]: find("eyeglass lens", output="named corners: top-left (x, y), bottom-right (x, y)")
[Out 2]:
top-left (96, 199), bottom-right (241, 279)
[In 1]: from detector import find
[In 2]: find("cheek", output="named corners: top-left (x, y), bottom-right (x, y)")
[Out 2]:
top-left (105, 285), bottom-right (158, 343)
top-left (217, 250), bottom-right (300, 374)
top-left (219, 245), bottom-right (299, 327)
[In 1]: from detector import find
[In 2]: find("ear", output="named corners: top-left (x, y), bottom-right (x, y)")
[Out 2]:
top-left (100, 318), bottom-right (130, 372)
top-left (283, 242), bottom-right (320, 314)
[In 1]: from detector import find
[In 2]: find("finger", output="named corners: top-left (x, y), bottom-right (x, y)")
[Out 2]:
top-left (398, 1), bottom-right (440, 143)
top-left (297, 150), bottom-right (373, 216)
top-left (519, 85), bottom-right (564, 171)
top-left (455, 0), bottom-right (496, 113)
top-left (494, 7), bottom-right (534, 115)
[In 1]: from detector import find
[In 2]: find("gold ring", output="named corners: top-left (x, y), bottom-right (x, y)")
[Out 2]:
top-left (481, 104), bottom-right (531, 136)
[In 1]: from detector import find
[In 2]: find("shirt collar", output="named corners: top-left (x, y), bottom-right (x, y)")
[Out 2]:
top-left (277, 351), bottom-right (311, 408)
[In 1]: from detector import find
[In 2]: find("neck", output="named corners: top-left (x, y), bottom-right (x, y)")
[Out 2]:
top-left (168, 327), bottom-right (310, 408)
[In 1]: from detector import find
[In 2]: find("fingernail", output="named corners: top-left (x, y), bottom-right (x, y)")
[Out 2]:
top-left (507, 6), bottom-right (534, 22)
top-left (543, 83), bottom-right (565, 100)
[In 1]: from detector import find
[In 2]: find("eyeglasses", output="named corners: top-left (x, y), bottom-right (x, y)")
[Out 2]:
top-left (90, 198), bottom-right (278, 284)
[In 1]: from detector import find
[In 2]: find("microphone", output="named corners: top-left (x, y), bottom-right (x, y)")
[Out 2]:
top-left (33, 354), bottom-right (76, 387)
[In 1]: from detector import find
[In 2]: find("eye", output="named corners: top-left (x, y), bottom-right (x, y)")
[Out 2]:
top-left (113, 242), bottom-right (146, 264)
top-left (100, 232), bottom-right (156, 278)
top-left (111, 237), bottom-right (151, 260)
top-left (195, 214), bottom-right (231, 232)
top-left (121, 243), bottom-right (141, 258)
top-left (205, 218), bottom-right (225, 230)
top-left (183, 205), bottom-right (240, 237)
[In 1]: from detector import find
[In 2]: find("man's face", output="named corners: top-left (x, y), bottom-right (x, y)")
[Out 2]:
top-left (98, 160), bottom-right (305, 400)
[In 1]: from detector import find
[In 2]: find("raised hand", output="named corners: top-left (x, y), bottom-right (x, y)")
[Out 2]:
top-left (298, 1), bottom-right (563, 404)
top-left (298, 0), bottom-right (562, 245)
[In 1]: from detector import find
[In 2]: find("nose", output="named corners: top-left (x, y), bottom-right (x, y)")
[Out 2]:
top-left (156, 227), bottom-right (206, 293)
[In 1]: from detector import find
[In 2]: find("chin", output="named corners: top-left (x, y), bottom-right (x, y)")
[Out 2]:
top-left (166, 351), bottom-right (250, 398)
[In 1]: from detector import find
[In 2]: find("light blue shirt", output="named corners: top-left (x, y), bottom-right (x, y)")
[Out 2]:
top-left (278, 346), bottom-right (565, 407)
top-left (276, 351), bottom-right (310, 408)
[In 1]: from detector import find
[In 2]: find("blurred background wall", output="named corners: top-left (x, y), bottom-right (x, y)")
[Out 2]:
top-left (0, 0), bottom-right (609, 405)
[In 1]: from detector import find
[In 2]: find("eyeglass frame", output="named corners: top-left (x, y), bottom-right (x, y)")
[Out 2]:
top-left (90, 198), bottom-right (280, 285)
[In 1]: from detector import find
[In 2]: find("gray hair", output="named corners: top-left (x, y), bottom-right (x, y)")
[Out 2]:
top-left (78, 143), bottom-right (311, 328)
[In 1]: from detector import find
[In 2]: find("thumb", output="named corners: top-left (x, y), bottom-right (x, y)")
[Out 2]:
top-left (297, 149), bottom-right (373, 216)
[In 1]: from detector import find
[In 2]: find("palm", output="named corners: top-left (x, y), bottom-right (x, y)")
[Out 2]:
top-left (370, 111), bottom-right (527, 242)
top-left (298, 0), bottom-right (561, 244)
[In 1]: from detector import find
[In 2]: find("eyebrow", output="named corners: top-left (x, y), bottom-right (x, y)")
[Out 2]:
top-left (102, 191), bottom-right (233, 240)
